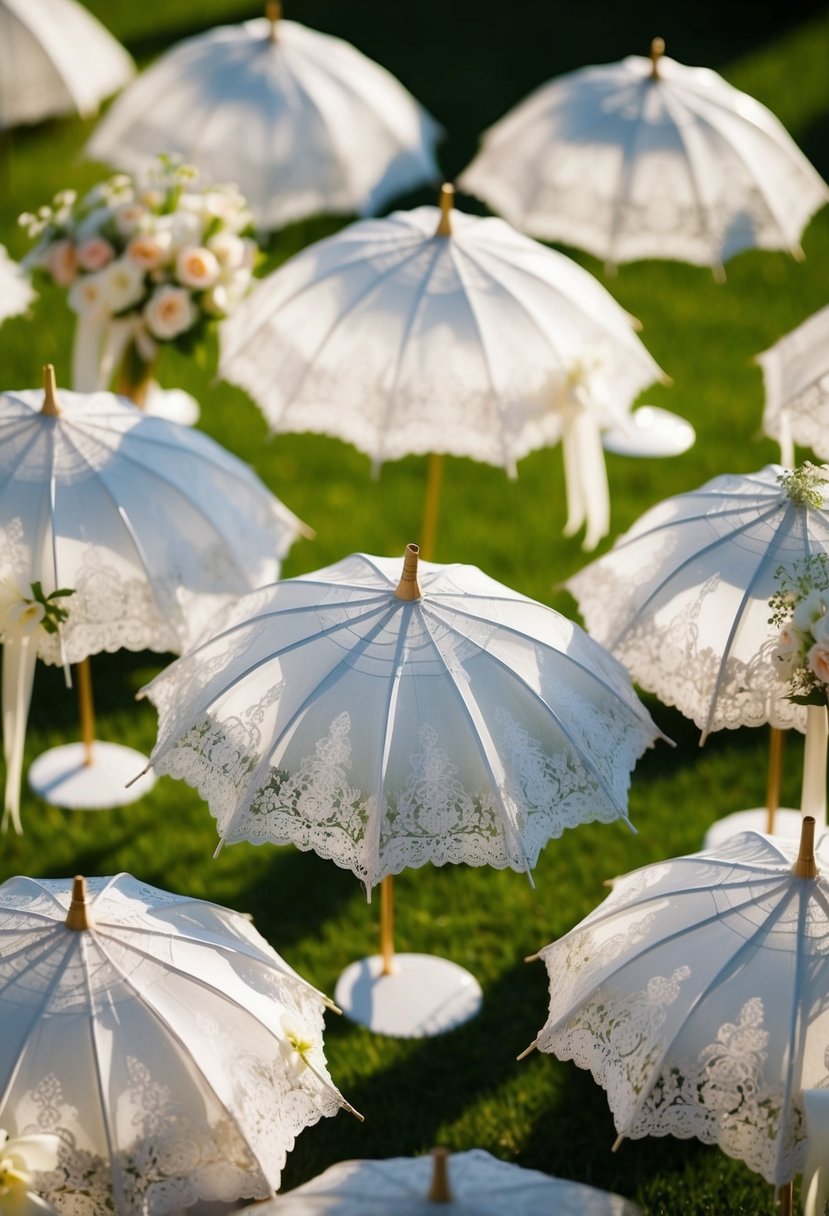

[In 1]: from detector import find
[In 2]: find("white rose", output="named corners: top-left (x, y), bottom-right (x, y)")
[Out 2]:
top-left (771, 625), bottom-right (802, 682)
top-left (101, 257), bottom-right (146, 313)
top-left (808, 640), bottom-right (829, 688)
top-left (126, 231), bottom-right (172, 272)
top-left (68, 272), bottom-right (108, 317)
top-left (76, 236), bottom-right (115, 272)
top-left (206, 231), bottom-right (246, 271)
top-left (175, 245), bottom-right (220, 290)
top-left (203, 269), bottom-right (251, 315)
top-left (793, 590), bottom-right (829, 634)
top-left (113, 201), bottom-right (149, 237)
top-left (154, 211), bottom-right (202, 252)
top-left (144, 285), bottom-right (196, 340)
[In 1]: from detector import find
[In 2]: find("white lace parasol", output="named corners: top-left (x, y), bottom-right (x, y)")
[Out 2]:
top-left (0, 246), bottom-right (34, 323)
top-left (758, 303), bottom-right (829, 467)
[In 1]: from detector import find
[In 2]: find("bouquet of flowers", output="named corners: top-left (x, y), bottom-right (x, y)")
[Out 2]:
top-left (770, 551), bottom-right (829, 706)
top-left (19, 157), bottom-right (258, 401)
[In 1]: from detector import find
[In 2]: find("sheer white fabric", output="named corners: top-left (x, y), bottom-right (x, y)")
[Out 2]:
top-left (0, 874), bottom-right (345, 1214)
top-left (535, 830), bottom-right (829, 1186)
top-left (220, 205), bottom-right (662, 478)
top-left (0, 387), bottom-right (306, 663)
top-left (86, 17), bottom-right (439, 231)
top-left (143, 553), bottom-right (663, 891)
top-left (459, 53), bottom-right (829, 270)
top-left (566, 465), bottom-right (829, 737)
top-left (759, 304), bottom-right (829, 462)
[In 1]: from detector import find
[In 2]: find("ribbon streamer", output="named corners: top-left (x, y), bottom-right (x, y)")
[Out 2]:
top-left (2, 636), bottom-right (38, 834)
top-left (561, 386), bottom-right (611, 551)
top-left (803, 1090), bottom-right (829, 1216)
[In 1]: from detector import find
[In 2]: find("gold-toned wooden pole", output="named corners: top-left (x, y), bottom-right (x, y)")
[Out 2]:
top-left (765, 727), bottom-right (785, 835)
top-left (434, 182), bottom-right (454, 238)
top-left (650, 36), bottom-right (665, 79)
top-left (793, 815), bottom-right (818, 879)
top-left (76, 657), bottom-right (95, 767)
top-left (65, 875), bottom-right (93, 931)
top-left (41, 364), bottom-right (61, 416)
top-left (266, 0), bottom-right (281, 39)
top-left (427, 1148), bottom-right (452, 1203)
top-left (420, 453), bottom-right (443, 561)
top-left (778, 1181), bottom-right (793, 1216)
top-left (380, 874), bottom-right (395, 975)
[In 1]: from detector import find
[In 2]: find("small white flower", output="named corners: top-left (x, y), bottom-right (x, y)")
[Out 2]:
top-left (144, 284), bottom-right (196, 340)
top-left (276, 1018), bottom-right (316, 1079)
top-left (771, 625), bottom-right (802, 682)
top-left (175, 245), bottom-right (220, 290)
top-left (68, 272), bottom-right (108, 317)
top-left (100, 257), bottom-right (146, 313)
top-left (0, 1127), bottom-right (60, 1215)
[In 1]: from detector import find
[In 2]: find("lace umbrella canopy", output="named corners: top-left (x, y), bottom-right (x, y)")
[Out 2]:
top-left (220, 186), bottom-right (664, 552)
top-left (458, 39), bottom-right (829, 277)
top-left (85, 3), bottom-right (440, 233)
top-left (0, 246), bottom-right (34, 324)
top-left (0, 873), bottom-right (354, 1216)
top-left (525, 820), bottom-right (829, 1198)
top-left (0, 0), bottom-right (133, 129)
top-left (0, 370), bottom-right (307, 832)
top-left (242, 1147), bottom-right (642, 1215)
top-left (758, 304), bottom-right (829, 468)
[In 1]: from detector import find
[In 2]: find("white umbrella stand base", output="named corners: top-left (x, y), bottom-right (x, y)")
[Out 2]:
top-left (334, 952), bottom-right (483, 1038)
top-left (703, 806), bottom-right (802, 849)
top-left (143, 382), bottom-right (200, 427)
top-left (602, 405), bottom-right (696, 458)
top-left (28, 741), bottom-right (156, 809)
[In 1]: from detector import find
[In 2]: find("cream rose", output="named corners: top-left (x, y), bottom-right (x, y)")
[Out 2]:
top-left (144, 284), bottom-right (196, 340)
top-left (808, 640), bottom-right (829, 686)
top-left (126, 231), bottom-right (171, 272)
top-left (101, 257), bottom-right (146, 313)
top-left (793, 590), bottom-right (828, 634)
top-left (113, 201), bottom-right (149, 237)
top-left (206, 231), bottom-right (246, 271)
top-left (76, 236), bottom-right (115, 272)
top-left (175, 245), bottom-right (220, 290)
top-left (771, 625), bottom-right (802, 682)
top-left (45, 238), bottom-right (77, 287)
top-left (68, 273), bottom-right (107, 316)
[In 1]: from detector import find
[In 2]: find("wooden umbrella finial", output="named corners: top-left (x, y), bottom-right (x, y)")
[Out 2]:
top-left (435, 183), bottom-right (454, 237)
top-left (427, 1148), bottom-right (453, 1203)
top-left (266, 0), bottom-right (281, 39)
top-left (65, 875), bottom-right (93, 931)
top-left (394, 543), bottom-right (422, 601)
top-left (650, 37), bottom-right (665, 79)
top-left (793, 816), bottom-right (819, 879)
top-left (41, 364), bottom-right (61, 417)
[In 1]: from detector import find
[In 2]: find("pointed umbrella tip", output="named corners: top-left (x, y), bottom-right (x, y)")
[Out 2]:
top-left (65, 875), bottom-right (93, 931)
top-left (427, 1148), bottom-right (453, 1204)
top-left (793, 816), bottom-right (819, 879)
top-left (435, 183), bottom-right (455, 237)
top-left (41, 364), bottom-right (61, 416)
top-left (650, 36), bottom-right (665, 77)
top-left (394, 543), bottom-right (422, 601)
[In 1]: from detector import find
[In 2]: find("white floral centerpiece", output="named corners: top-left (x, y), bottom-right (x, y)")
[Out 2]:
top-left (20, 157), bottom-right (258, 404)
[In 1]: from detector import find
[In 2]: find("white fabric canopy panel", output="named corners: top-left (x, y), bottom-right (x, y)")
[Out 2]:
top-left (530, 824), bottom-right (829, 1188)
top-left (0, 246), bottom-right (34, 323)
top-left (140, 548), bottom-right (664, 893)
top-left (759, 303), bottom-right (829, 466)
top-left (459, 43), bottom-right (829, 273)
top-left (0, 873), bottom-right (350, 1215)
top-left (86, 13), bottom-right (440, 231)
top-left (0, 0), bottom-right (133, 128)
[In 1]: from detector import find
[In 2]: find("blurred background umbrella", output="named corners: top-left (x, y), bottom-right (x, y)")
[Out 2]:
top-left (566, 463), bottom-right (829, 841)
top-left (0, 0), bottom-right (133, 130)
top-left (524, 819), bottom-right (829, 1216)
top-left (459, 37), bottom-right (829, 278)
top-left (221, 184), bottom-right (666, 553)
top-left (0, 246), bottom-right (34, 323)
top-left (758, 302), bottom-right (829, 467)
top-left (85, 2), bottom-right (440, 232)
top-left (242, 1146), bottom-right (643, 1214)
top-left (0, 872), bottom-right (354, 1215)
top-left (0, 367), bottom-right (308, 829)
top-left (138, 543), bottom-right (663, 1037)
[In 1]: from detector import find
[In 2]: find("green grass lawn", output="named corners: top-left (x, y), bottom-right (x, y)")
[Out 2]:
top-left (2, 2), bottom-right (829, 1212)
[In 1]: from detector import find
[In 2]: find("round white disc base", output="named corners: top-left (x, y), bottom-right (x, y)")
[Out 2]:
top-left (334, 952), bottom-right (483, 1038)
top-left (143, 383), bottom-right (200, 427)
top-left (28, 742), bottom-right (156, 809)
top-left (603, 405), bottom-right (696, 458)
top-left (703, 806), bottom-right (803, 849)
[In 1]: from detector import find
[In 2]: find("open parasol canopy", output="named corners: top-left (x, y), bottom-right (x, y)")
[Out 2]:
top-left (758, 303), bottom-right (829, 468)
top-left (86, 4), bottom-right (440, 231)
top-left (0, 246), bottom-right (35, 324)
top-left (0, 873), bottom-right (354, 1215)
top-left (459, 39), bottom-right (829, 275)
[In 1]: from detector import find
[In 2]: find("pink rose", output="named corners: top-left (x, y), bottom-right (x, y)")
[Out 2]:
top-left (46, 238), bottom-right (77, 287)
top-left (76, 236), bottom-right (115, 272)
top-left (144, 285), bottom-right (196, 340)
top-left (126, 232), bottom-right (171, 272)
top-left (176, 245), bottom-right (220, 290)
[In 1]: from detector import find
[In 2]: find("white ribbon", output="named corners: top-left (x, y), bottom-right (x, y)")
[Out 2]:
top-left (71, 312), bottom-right (110, 392)
top-left (561, 384), bottom-right (611, 552)
top-left (802, 1090), bottom-right (829, 1216)
top-left (2, 636), bottom-right (38, 834)
top-left (801, 705), bottom-right (828, 829)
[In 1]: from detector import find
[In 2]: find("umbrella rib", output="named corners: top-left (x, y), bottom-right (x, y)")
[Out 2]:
top-left (418, 608), bottom-right (534, 876)
top-left (371, 237), bottom-right (446, 466)
top-left (0, 926), bottom-right (70, 1001)
top-left (659, 88), bottom-right (715, 252)
top-left (700, 502), bottom-right (800, 738)
top-left (773, 882), bottom-right (813, 1182)
top-left (276, 40), bottom-right (357, 200)
top-left (604, 497), bottom-right (789, 650)
top-left (606, 77), bottom-right (653, 262)
top-left (217, 600), bottom-right (404, 848)
top-left (0, 931), bottom-right (77, 1116)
